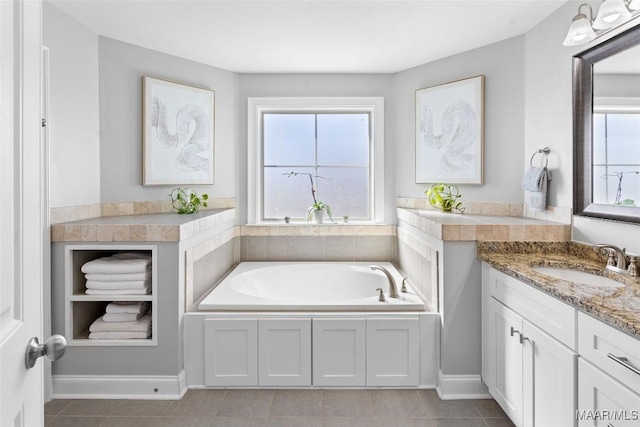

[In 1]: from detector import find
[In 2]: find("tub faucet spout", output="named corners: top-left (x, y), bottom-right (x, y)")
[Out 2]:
top-left (370, 265), bottom-right (399, 298)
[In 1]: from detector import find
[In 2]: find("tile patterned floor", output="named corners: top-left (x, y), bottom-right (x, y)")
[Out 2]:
top-left (44, 389), bottom-right (515, 427)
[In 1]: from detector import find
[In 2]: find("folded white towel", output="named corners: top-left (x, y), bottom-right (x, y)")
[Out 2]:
top-left (85, 270), bottom-right (151, 282)
top-left (85, 279), bottom-right (150, 290)
top-left (85, 287), bottom-right (151, 295)
top-left (103, 311), bottom-right (149, 323)
top-left (89, 313), bottom-right (151, 332)
top-left (81, 253), bottom-right (151, 274)
top-left (105, 301), bottom-right (150, 314)
top-left (89, 331), bottom-right (151, 339)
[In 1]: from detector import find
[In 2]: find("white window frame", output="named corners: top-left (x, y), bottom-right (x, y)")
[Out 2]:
top-left (593, 97), bottom-right (640, 204)
top-left (248, 97), bottom-right (384, 224)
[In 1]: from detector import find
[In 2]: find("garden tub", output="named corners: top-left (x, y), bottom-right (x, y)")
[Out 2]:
top-left (198, 262), bottom-right (426, 311)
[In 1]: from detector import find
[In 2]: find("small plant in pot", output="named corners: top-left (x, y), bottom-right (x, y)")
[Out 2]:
top-left (283, 171), bottom-right (335, 224)
top-left (170, 187), bottom-right (209, 214)
top-left (306, 202), bottom-right (334, 224)
top-left (425, 183), bottom-right (465, 213)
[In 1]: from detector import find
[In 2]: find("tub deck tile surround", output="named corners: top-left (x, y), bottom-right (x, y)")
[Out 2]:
top-left (51, 208), bottom-right (236, 242)
top-left (478, 241), bottom-right (640, 338)
top-left (397, 207), bottom-right (571, 242)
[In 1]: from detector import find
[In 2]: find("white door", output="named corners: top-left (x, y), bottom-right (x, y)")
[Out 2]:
top-left (489, 298), bottom-right (524, 426)
top-left (366, 318), bottom-right (419, 386)
top-left (522, 320), bottom-right (577, 427)
top-left (204, 319), bottom-right (258, 386)
top-left (258, 318), bottom-right (311, 386)
top-left (313, 318), bottom-right (366, 386)
top-left (1, 1), bottom-right (45, 425)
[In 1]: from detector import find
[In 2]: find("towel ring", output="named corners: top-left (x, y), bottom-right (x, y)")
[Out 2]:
top-left (530, 147), bottom-right (550, 168)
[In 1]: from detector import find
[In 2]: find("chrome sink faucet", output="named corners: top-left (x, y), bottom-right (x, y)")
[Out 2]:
top-left (370, 265), bottom-right (399, 298)
top-left (594, 244), bottom-right (638, 276)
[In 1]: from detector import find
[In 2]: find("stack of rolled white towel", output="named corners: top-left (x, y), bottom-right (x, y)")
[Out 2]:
top-left (89, 302), bottom-right (152, 339)
top-left (81, 252), bottom-right (152, 295)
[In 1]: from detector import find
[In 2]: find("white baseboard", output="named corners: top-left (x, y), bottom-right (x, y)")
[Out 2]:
top-left (52, 371), bottom-right (187, 400)
top-left (436, 370), bottom-right (491, 400)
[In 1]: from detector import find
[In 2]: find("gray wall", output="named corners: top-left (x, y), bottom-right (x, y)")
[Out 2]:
top-left (44, 2), bottom-right (101, 208)
top-left (524, 0), bottom-right (640, 253)
top-left (392, 36), bottom-right (526, 204)
top-left (99, 37), bottom-right (239, 203)
top-left (237, 74), bottom-right (394, 223)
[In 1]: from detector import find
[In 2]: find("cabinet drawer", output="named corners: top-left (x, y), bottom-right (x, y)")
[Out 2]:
top-left (578, 358), bottom-right (640, 427)
top-left (487, 267), bottom-right (576, 349)
top-left (578, 312), bottom-right (640, 395)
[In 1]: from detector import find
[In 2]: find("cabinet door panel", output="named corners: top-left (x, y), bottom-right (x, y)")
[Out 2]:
top-left (313, 319), bottom-right (366, 386)
top-left (204, 319), bottom-right (258, 386)
top-left (523, 320), bottom-right (577, 427)
top-left (366, 318), bottom-right (419, 386)
top-left (578, 359), bottom-right (640, 427)
top-left (489, 298), bottom-right (523, 426)
top-left (259, 318), bottom-right (311, 386)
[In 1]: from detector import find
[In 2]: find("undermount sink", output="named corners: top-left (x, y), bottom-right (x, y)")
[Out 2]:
top-left (531, 266), bottom-right (623, 288)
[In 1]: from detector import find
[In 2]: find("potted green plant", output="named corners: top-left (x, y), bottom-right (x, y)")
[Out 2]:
top-left (425, 183), bottom-right (465, 213)
top-left (170, 187), bottom-right (209, 214)
top-left (284, 171), bottom-right (335, 224)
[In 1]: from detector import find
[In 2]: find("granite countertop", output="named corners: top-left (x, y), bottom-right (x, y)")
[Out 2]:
top-left (478, 241), bottom-right (640, 338)
top-left (51, 208), bottom-right (236, 242)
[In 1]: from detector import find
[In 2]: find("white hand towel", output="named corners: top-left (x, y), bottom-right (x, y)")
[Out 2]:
top-left (85, 286), bottom-right (150, 295)
top-left (89, 313), bottom-right (151, 332)
top-left (521, 167), bottom-right (547, 191)
top-left (81, 253), bottom-right (151, 274)
top-left (105, 301), bottom-right (150, 314)
top-left (85, 279), bottom-right (150, 290)
top-left (89, 331), bottom-right (151, 339)
top-left (102, 311), bottom-right (148, 323)
top-left (522, 167), bottom-right (548, 210)
top-left (85, 270), bottom-right (151, 282)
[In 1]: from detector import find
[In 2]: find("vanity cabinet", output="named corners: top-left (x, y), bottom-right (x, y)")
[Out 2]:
top-left (482, 264), bottom-right (578, 427)
top-left (202, 316), bottom-right (420, 387)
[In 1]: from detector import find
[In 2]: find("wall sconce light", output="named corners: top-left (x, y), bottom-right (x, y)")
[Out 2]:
top-left (563, 0), bottom-right (640, 46)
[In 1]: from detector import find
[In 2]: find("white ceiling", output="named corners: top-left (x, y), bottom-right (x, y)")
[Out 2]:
top-left (49, 0), bottom-right (568, 73)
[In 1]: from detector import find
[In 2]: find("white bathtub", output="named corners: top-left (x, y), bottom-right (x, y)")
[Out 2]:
top-left (198, 262), bottom-right (426, 311)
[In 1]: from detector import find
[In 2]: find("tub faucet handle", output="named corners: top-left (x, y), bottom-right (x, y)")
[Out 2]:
top-left (629, 256), bottom-right (638, 277)
top-left (401, 277), bottom-right (408, 293)
top-left (376, 288), bottom-right (386, 302)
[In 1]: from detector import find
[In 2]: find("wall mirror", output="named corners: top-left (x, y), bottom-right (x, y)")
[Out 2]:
top-left (573, 24), bottom-right (640, 224)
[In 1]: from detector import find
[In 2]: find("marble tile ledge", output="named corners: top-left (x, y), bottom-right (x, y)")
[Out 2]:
top-left (398, 208), bottom-right (571, 241)
top-left (478, 241), bottom-right (640, 338)
top-left (51, 208), bottom-right (236, 242)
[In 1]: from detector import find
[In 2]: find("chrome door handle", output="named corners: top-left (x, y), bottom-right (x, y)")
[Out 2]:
top-left (25, 335), bottom-right (67, 369)
top-left (607, 353), bottom-right (640, 376)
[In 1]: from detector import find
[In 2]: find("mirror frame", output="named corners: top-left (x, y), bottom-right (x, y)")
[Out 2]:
top-left (573, 24), bottom-right (640, 224)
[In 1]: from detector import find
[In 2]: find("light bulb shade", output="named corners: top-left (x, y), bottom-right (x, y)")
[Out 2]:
top-left (629, 0), bottom-right (640, 11)
top-left (593, 0), bottom-right (632, 29)
top-left (563, 14), bottom-right (597, 46)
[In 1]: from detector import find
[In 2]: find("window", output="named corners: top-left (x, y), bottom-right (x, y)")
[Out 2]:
top-left (592, 99), bottom-right (640, 206)
top-left (248, 98), bottom-right (384, 224)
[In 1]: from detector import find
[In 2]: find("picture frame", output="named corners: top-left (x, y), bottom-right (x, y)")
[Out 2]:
top-left (142, 76), bottom-right (215, 186)
top-left (415, 75), bottom-right (484, 184)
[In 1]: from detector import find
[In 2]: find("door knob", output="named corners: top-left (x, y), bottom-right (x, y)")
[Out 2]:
top-left (25, 335), bottom-right (67, 369)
